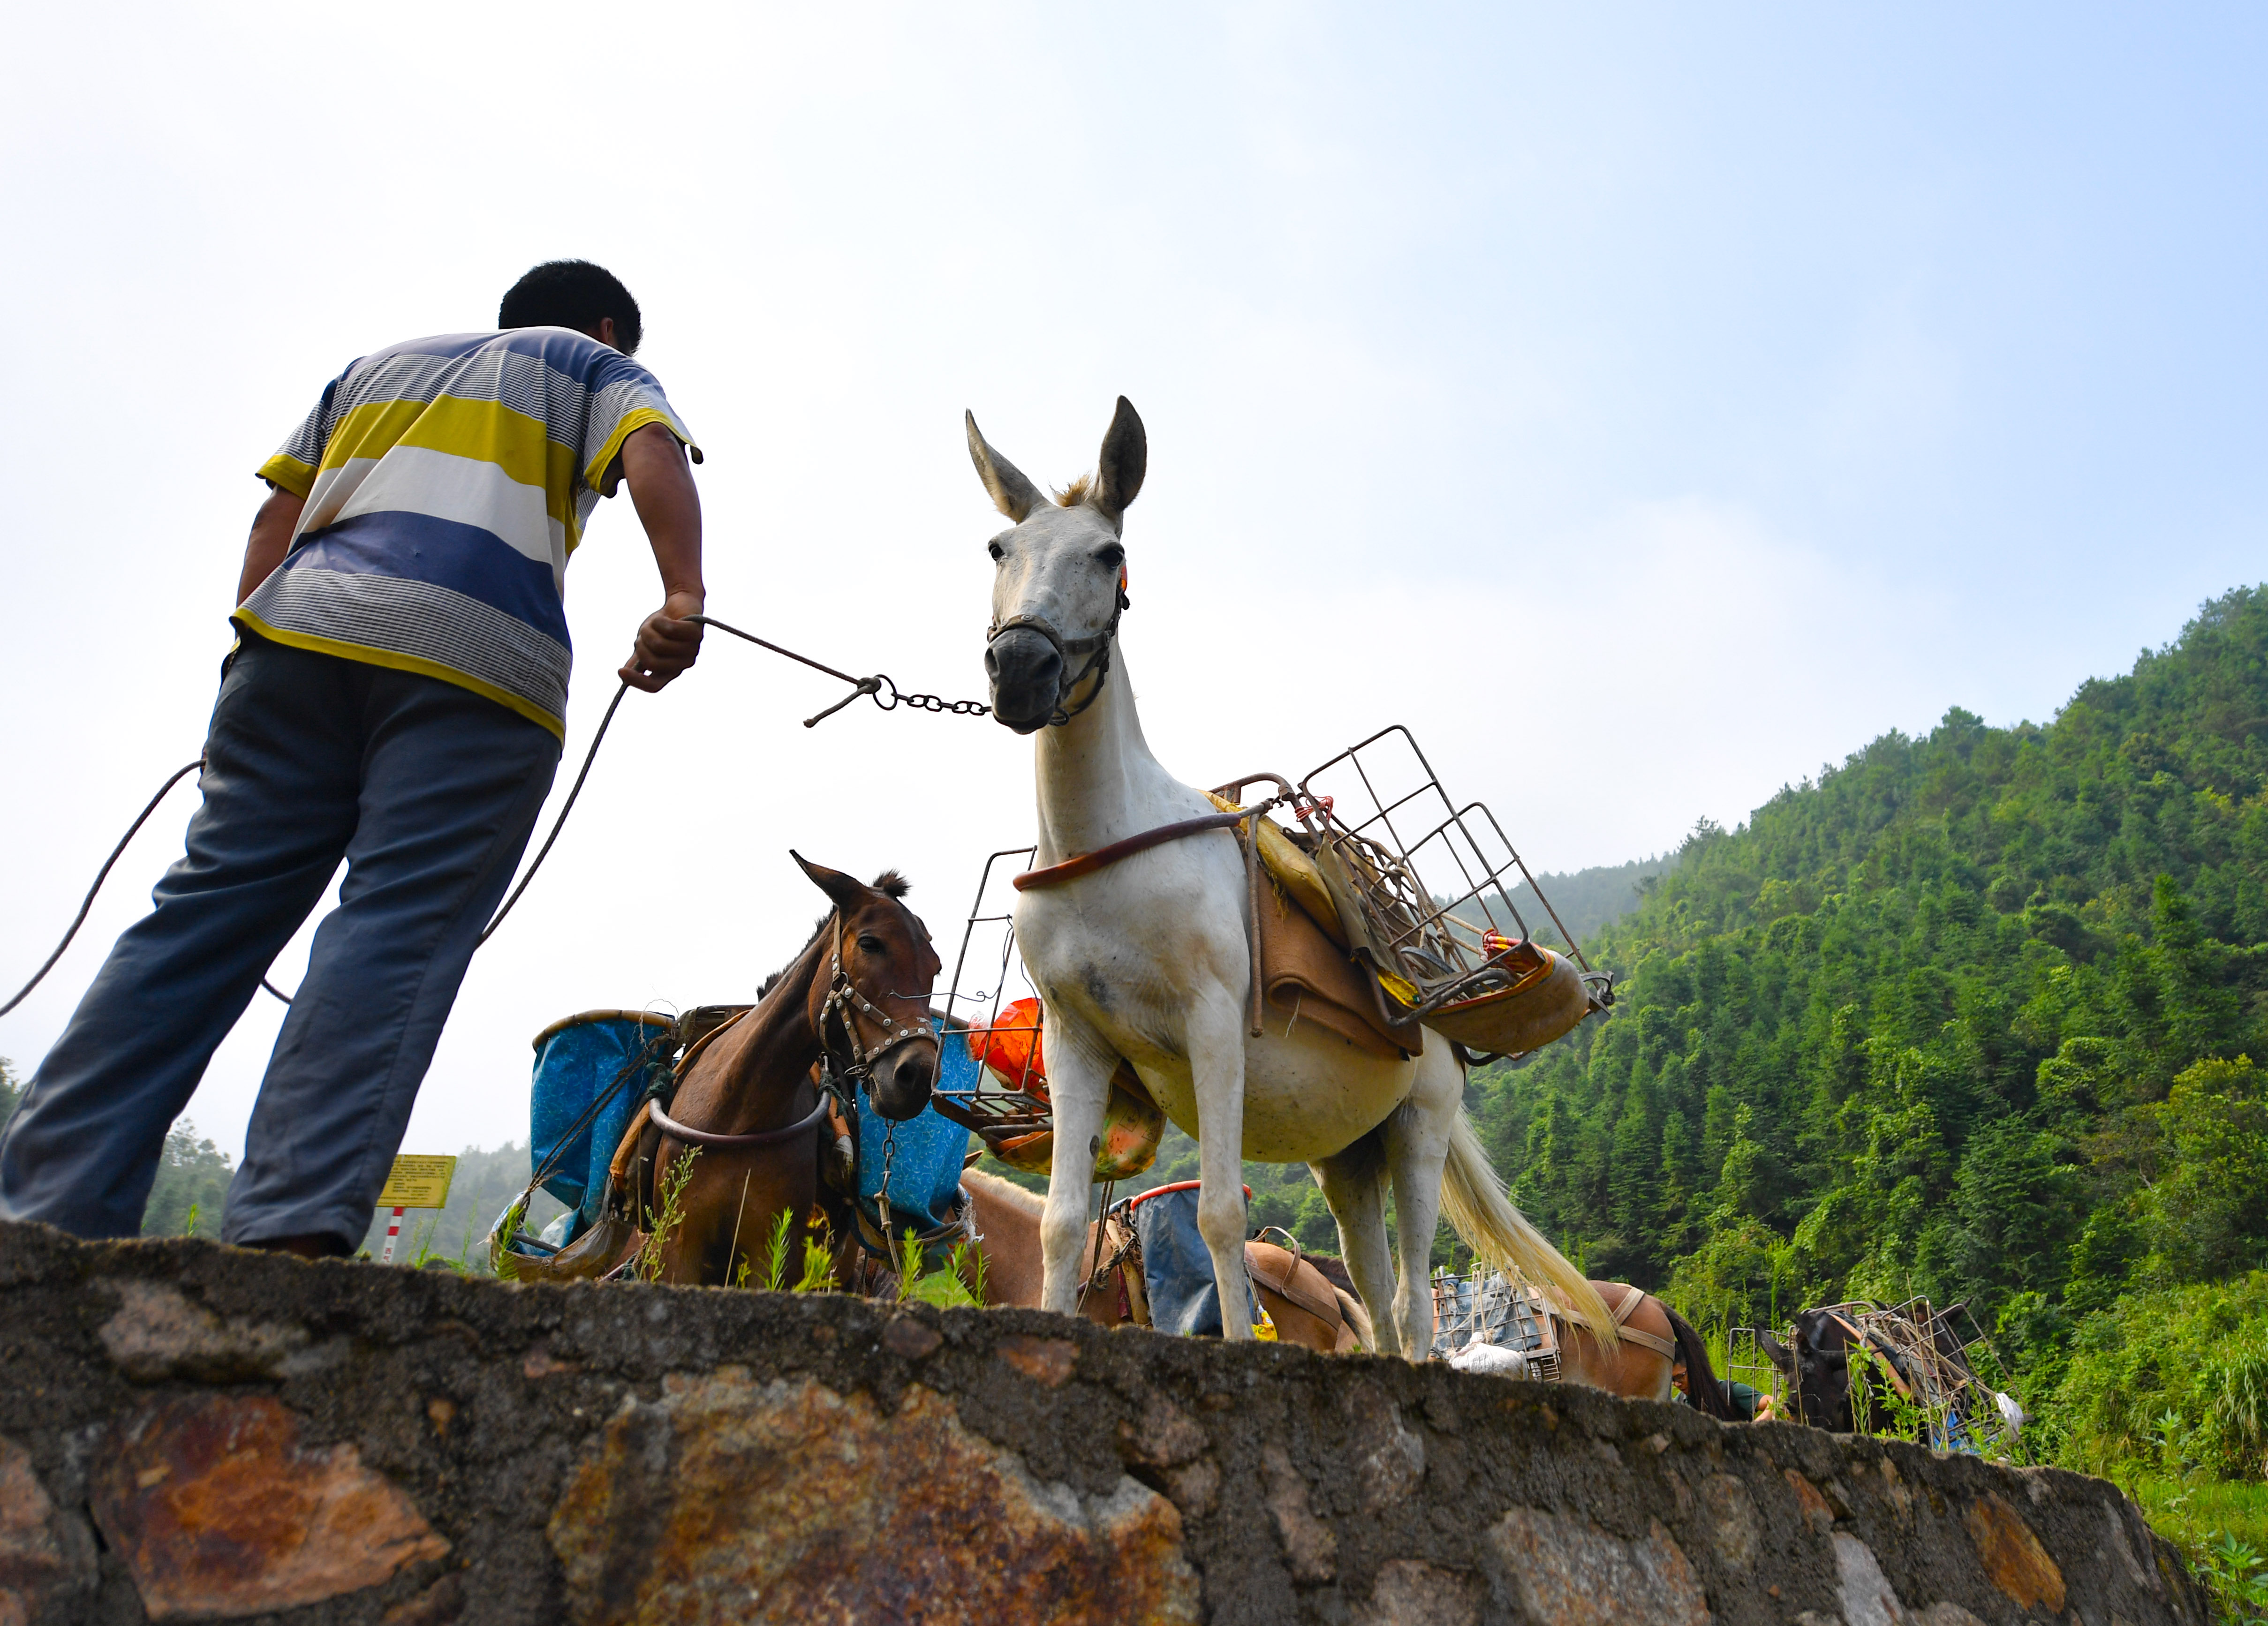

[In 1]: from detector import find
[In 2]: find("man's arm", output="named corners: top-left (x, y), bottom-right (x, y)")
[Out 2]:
top-left (235, 485), bottom-right (306, 605)
top-left (616, 423), bottom-right (706, 692)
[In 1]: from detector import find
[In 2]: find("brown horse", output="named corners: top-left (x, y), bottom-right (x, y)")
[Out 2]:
top-left (1447, 1279), bottom-right (1739, 1419)
top-left (544, 854), bottom-right (944, 1286)
top-left (961, 1170), bottom-right (1374, 1354)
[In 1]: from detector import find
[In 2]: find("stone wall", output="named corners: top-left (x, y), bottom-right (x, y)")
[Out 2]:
top-left (0, 1224), bottom-right (2213, 1625)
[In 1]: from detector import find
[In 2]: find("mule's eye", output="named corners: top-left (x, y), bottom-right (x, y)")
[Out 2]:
top-left (1097, 542), bottom-right (1125, 568)
top-left (858, 934), bottom-right (886, 955)
top-left (987, 541), bottom-right (1005, 562)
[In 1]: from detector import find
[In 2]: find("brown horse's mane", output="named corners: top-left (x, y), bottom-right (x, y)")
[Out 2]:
top-left (755, 871), bottom-right (915, 999)
top-left (962, 1167), bottom-right (1044, 1219)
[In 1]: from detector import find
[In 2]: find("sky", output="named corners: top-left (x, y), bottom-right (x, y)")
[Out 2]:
top-left (1, 4), bottom-right (2263, 1167)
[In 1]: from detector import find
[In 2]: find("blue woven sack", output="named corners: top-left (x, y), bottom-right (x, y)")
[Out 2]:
top-left (529, 1010), bottom-right (675, 1233)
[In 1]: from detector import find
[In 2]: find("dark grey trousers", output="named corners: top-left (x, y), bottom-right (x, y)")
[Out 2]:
top-left (0, 635), bottom-right (561, 1248)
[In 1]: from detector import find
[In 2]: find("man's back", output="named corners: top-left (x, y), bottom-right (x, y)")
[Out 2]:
top-left (238, 326), bottom-right (699, 737)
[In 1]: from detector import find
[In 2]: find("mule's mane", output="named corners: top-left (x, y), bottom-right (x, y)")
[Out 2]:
top-left (962, 1167), bottom-right (1045, 1217)
top-left (1053, 474), bottom-right (1094, 507)
top-left (755, 870), bottom-right (915, 997)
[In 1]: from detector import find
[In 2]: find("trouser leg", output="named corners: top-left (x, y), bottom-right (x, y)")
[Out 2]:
top-left (0, 641), bottom-right (362, 1237)
top-left (222, 668), bottom-right (560, 1248)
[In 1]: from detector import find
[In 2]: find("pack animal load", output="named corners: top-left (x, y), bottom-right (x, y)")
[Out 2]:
top-left (1430, 1268), bottom-right (1565, 1379)
top-left (930, 726), bottom-right (1614, 1174)
top-left (1742, 1298), bottom-right (2027, 1458)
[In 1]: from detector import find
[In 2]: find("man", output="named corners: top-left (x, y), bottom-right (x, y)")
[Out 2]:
top-left (0, 261), bottom-right (704, 1257)
top-left (1672, 1361), bottom-right (1776, 1421)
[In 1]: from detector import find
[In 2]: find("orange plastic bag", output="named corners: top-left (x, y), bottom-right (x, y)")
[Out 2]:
top-left (968, 997), bottom-right (1046, 1096)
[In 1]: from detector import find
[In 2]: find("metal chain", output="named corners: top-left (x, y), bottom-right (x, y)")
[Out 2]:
top-left (875, 681), bottom-right (990, 717)
top-left (687, 615), bottom-right (990, 728)
top-left (877, 1123), bottom-right (898, 1250)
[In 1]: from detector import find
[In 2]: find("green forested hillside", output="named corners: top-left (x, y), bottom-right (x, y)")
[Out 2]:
top-left (1503, 852), bottom-right (1676, 952)
top-left (1473, 584), bottom-right (2268, 1453)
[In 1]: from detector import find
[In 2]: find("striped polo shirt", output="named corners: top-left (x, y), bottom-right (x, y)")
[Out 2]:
top-left (234, 328), bottom-right (700, 738)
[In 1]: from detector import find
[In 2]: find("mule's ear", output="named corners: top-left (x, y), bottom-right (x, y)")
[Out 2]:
top-left (1090, 396), bottom-right (1146, 529)
top-left (965, 411), bottom-right (1044, 523)
top-left (1757, 1331), bottom-right (1794, 1373)
top-left (791, 850), bottom-right (870, 915)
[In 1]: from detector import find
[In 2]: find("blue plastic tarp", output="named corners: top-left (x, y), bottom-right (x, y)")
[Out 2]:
top-left (530, 1015), bottom-right (673, 1233)
top-left (1134, 1186), bottom-right (1256, 1337)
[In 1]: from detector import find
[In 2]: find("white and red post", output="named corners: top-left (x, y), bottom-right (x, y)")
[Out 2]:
top-left (379, 1206), bottom-right (406, 1264)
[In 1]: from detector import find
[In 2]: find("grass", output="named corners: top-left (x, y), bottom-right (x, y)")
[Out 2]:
top-left (634, 1149), bottom-right (700, 1283)
top-left (2131, 1477), bottom-right (2268, 1621)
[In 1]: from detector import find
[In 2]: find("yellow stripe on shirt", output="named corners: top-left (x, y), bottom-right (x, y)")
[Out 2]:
top-left (583, 406), bottom-right (702, 497)
top-left (318, 397), bottom-right (580, 529)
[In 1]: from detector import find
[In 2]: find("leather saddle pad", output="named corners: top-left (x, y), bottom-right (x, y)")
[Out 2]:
top-left (1253, 880), bottom-right (1412, 1058)
top-left (1245, 1240), bottom-right (1361, 1353)
top-left (1204, 793), bottom-right (1418, 1059)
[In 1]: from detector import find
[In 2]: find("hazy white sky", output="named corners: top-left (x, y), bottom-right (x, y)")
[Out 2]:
top-left (3, 4), bottom-right (2262, 1164)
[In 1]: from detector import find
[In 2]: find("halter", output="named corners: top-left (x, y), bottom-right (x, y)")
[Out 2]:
top-left (816, 916), bottom-right (938, 1088)
top-left (984, 584), bottom-right (1130, 728)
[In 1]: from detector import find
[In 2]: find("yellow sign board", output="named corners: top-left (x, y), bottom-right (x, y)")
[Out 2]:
top-left (375, 1154), bottom-right (457, 1210)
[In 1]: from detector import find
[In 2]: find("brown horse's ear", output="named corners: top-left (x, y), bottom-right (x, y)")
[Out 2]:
top-left (791, 851), bottom-right (870, 916)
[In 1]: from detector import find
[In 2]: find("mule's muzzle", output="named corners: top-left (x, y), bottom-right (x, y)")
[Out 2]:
top-left (985, 625), bottom-right (1062, 734)
top-left (867, 1040), bottom-right (937, 1122)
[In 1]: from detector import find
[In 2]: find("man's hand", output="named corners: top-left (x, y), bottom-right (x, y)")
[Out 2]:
top-left (621, 589), bottom-right (705, 691)
top-left (614, 424), bottom-right (706, 692)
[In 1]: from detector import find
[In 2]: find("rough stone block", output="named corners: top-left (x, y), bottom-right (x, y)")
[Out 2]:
top-left (0, 1222), bottom-right (2217, 1625)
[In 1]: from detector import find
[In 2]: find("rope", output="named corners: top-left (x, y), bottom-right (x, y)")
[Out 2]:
top-left (260, 678), bottom-right (631, 1004)
top-left (476, 681), bottom-right (630, 948)
top-left (6, 613), bottom-right (987, 1017)
top-left (0, 760), bottom-right (204, 1018)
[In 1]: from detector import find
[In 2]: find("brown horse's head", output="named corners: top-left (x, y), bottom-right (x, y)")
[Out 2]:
top-left (792, 852), bottom-right (945, 1121)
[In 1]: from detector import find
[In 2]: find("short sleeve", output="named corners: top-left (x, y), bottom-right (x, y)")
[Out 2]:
top-left (581, 358), bottom-right (701, 496)
top-left (256, 372), bottom-right (346, 499)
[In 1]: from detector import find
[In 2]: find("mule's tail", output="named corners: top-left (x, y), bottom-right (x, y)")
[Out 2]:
top-left (1439, 1108), bottom-right (1617, 1344)
top-left (1335, 1287), bottom-right (1376, 1352)
top-left (1663, 1303), bottom-right (1739, 1420)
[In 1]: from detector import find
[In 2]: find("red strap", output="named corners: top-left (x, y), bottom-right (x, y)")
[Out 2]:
top-left (1012, 810), bottom-right (1251, 891)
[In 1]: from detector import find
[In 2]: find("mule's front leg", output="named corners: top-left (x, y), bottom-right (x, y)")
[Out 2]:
top-left (1036, 1021), bottom-right (1115, 1317)
top-left (1186, 991), bottom-right (1255, 1341)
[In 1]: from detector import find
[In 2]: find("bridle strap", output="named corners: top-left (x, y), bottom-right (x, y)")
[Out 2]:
top-left (650, 918), bottom-right (935, 1152)
top-left (818, 916), bottom-right (938, 1084)
top-left (984, 587), bottom-right (1129, 728)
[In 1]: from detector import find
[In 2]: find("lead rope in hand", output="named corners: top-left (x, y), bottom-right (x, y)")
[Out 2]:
top-left (6, 616), bottom-right (989, 1016)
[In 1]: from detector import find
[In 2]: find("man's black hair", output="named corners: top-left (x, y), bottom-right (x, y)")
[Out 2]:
top-left (498, 260), bottom-right (643, 354)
